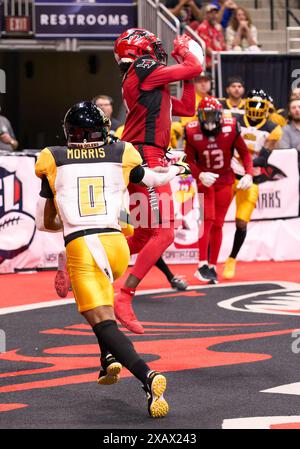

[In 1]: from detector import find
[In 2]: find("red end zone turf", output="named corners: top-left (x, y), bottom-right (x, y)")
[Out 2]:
top-left (1, 260), bottom-right (300, 309)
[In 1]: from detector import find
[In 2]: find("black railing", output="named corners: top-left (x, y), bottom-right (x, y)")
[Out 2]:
top-left (286, 0), bottom-right (300, 27)
top-left (254, 0), bottom-right (275, 30)
top-left (270, 0), bottom-right (274, 30)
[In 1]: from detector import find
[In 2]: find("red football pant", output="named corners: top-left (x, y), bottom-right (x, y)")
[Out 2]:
top-left (198, 183), bottom-right (233, 265)
top-left (127, 144), bottom-right (175, 281)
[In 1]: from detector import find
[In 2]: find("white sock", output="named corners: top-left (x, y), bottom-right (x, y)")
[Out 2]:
top-left (198, 261), bottom-right (208, 268)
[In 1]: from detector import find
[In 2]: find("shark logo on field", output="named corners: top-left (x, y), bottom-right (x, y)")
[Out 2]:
top-left (218, 288), bottom-right (300, 316)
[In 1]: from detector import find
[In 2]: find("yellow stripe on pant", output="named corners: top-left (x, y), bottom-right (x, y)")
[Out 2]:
top-left (66, 233), bottom-right (130, 312)
top-left (233, 179), bottom-right (259, 223)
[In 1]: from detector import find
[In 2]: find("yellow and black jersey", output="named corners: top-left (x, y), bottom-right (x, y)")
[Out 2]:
top-left (232, 114), bottom-right (282, 177)
top-left (35, 141), bottom-right (142, 237)
top-left (218, 98), bottom-right (245, 118)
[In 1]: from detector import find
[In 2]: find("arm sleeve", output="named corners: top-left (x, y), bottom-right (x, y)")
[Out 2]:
top-left (184, 135), bottom-right (201, 181)
top-left (40, 176), bottom-right (54, 199)
top-left (129, 165), bottom-right (145, 184)
top-left (140, 52), bottom-right (202, 90)
top-left (171, 81), bottom-right (196, 117)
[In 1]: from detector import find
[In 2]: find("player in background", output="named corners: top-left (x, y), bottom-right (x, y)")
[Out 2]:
top-left (218, 76), bottom-right (245, 118)
top-left (35, 102), bottom-right (191, 418)
top-left (223, 89), bottom-right (283, 279)
top-left (185, 97), bottom-right (253, 283)
top-left (181, 72), bottom-right (213, 126)
top-left (113, 28), bottom-right (203, 334)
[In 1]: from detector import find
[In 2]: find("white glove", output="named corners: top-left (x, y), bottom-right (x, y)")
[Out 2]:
top-left (199, 172), bottom-right (219, 187)
top-left (236, 174), bottom-right (253, 190)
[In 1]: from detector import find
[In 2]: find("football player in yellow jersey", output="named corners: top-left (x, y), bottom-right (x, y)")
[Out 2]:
top-left (223, 89), bottom-right (283, 279)
top-left (35, 102), bottom-right (190, 418)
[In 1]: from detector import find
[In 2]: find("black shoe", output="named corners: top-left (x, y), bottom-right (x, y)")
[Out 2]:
top-left (194, 264), bottom-right (215, 282)
top-left (143, 371), bottom-right (169, 418)
top-left (170, 276), bottom-right (188, 291)
top-left (98, 354), bottom-right (122, 385)
top-left (208, 267), bottom-right (218, 284)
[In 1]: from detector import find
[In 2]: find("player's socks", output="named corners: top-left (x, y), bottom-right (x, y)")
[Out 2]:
top-left (114, 287), bottom-right (144, 334)
top-left (93, 320), bottom-right (149, 383)
top-left (155, 258), bottom-right (188, 290)
top-left (155, 257), bottom-right (173, 282)
top-left (230, 227), bottom-right (247, 259)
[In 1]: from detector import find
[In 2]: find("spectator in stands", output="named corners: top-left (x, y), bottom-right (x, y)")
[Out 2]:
top-left (277, 98), bottom-right (300, 152)
top-left (226, 7), bottom-right (260, 52)
top-left (219, 75), bottom-right (245, 116)
top-left (290, 87), bottom-right (300, 101)
top-left (196, 4), bottom-right (227, 70)
top-left (92, 95), bottom-right (121, 135)
top-left (165, 0), bottom-right (203, 29)
top-left (211, 0), bottom-right (237, 29)
top-left (181, 73), bottom-right (212, 125)
top-left (0, 108), bottom-right (18, 152)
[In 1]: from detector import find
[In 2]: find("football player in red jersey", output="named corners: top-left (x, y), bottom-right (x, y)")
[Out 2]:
top-left (113, 28), bottom-right (203, 334)
top-left (184, 97), bottom-right (253, 283)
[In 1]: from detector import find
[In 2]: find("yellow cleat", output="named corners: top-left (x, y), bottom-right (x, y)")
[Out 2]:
top-left (98, 354), bottom-right (122, 385)
top-left (223, 257), bottom-right (237, 279)
top-left (143, 371), bottom-right (169, 418)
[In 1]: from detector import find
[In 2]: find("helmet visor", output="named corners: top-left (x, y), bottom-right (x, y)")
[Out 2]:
top-left (198, 109), bottom-right (222, 124)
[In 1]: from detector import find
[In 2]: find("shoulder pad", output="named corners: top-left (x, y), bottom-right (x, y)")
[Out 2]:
top-left (134, 55), bottom-right (160, 83)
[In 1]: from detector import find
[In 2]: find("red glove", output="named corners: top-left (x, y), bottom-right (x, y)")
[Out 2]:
top-left (171, 34), bottom-right (191, 63)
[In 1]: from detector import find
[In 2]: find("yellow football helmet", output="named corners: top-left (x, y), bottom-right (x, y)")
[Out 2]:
top-left (245, 89), bottom-right (270, 121)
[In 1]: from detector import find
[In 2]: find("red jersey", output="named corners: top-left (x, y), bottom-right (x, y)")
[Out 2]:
top-left (121, 53), bottom-right (202, 151)
top-left (185, 117), bottom-right (253, 187)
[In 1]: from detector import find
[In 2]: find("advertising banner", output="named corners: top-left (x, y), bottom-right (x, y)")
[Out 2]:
top-left (0, 150), bottom-right (299, 273)
top-left (225, 149), bottom-right (300, 221)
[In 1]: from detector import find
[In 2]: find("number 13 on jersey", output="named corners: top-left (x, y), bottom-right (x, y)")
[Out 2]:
top-left (78, 176), bottom-right (107, 217)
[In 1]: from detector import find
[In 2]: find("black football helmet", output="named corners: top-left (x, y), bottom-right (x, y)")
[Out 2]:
top-left (63, 101), bottom-right (109, 145)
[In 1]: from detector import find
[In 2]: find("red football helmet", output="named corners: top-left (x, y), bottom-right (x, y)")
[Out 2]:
top-left (198, 97), bottom-right (223, 132)
top-left (114, 28), bottom-right (167, 65)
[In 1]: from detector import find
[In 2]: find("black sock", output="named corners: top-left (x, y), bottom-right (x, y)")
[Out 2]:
top-left (99, 341), bottom-right (110, 364)
top-left (155, 257), bottom-right (174, 282)
top-left (229, 227), bottom-right (247, 259)
top-left (93, 320), bottom-right (150, 383)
